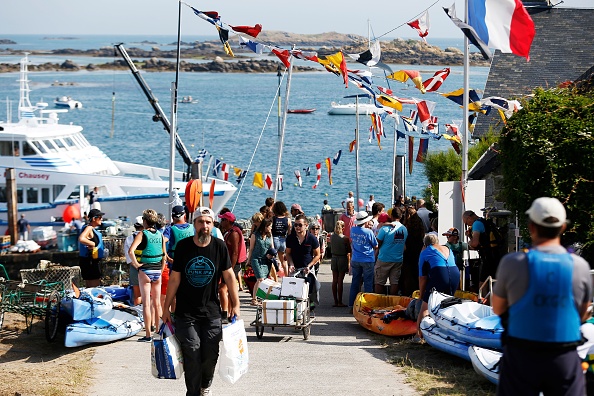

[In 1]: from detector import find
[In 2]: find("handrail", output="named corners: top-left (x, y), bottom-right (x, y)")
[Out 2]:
top-left (478, 276), bottom-right (496, 306)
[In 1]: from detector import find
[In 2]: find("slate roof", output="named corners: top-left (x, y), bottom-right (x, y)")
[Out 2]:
top-left (473, 5), bottom-right (594, 137)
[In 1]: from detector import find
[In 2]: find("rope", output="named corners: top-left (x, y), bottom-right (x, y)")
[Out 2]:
top-left (231, 68), bottom-right (288, 211)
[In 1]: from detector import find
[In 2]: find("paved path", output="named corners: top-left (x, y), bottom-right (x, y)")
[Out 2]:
top-left (89, 262), bottom-right (417, 396)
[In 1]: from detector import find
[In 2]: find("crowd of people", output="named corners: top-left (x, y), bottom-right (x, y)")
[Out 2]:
top-left (72, 192), bottom-right (592, 396)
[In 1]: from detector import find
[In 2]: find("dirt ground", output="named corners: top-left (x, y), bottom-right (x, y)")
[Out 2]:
top-left (0, 313), bottom-right (94, 396)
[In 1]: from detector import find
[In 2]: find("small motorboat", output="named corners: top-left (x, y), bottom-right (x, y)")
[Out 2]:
top-left (54, 96), bottom-right (83, 109)
top-left (288, 108), bottom-right (316, 114)
top-left (328, 102), bottom-right (383, 115)
top-left (428, 290), bottom-right (503, 350)
top-left (181, 96), bottom-right (198, 104)
top-left (353, 292), bottom-right (418, 337)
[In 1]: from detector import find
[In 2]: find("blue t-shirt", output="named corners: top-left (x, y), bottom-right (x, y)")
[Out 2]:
top-left (471, 219), bottom-right (486, 234)
top-left (419, 245), bottom-right (457, 276)
top-left (377, 222), bottom-right (407, 263)
top-left (350, 226), bottom-right (377, 263)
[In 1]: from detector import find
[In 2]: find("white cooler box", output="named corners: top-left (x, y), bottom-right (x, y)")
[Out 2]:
top-left (296, 300), bottom-right (307, 321)
top-left (280, 277), bottom-right (309, 300)
top-left (256, 278), bottom-right (281, 300)
top-left (262, 300), bottom-right (295, 325)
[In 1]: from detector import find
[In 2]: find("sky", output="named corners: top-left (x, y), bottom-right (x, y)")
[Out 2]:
top-left (1, 0), bottom-right (592, 39)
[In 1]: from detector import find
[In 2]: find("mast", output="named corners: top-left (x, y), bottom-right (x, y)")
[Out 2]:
top-left (17, 53), bottom-right (33, 120)
top-left (169, 0), bottom-right (183, 216)
top-left (461, 0), bottom-right (470, 210)
top-left (273, 48), bottom-right (295, 200)
top-left (115, 43), bottom-right (193, 177)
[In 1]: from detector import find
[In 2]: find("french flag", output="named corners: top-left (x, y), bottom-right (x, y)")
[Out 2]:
top-left (468, 0), bottom-right (535, 60)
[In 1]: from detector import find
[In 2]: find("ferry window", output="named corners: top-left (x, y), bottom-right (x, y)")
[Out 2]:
top-left (53, 139), bottom-right (66, 151)
top-left (31, 141), bottom-right (47, 154)
top-left (42, 188), bottom-right (50, 203)
top-left (23, 142), bottom-right (37, 156)
top-left (16, 188), bottom-right (23, 204)
top-left (0, 187), bottom-right (5, 203)
top-left (27, 188), bottom-right (39, 203)
top-left (43, 140), bottom-right (58, 153)
top-left (63, 137), bottom-right (76, 148)
top-left (0, 141), bottom-right (19, 156)
top-left (53, 185), bottom-right (65, 200)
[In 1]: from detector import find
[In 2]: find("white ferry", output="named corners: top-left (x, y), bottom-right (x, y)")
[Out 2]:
top-left (0, 55), bottom-right (236, 230)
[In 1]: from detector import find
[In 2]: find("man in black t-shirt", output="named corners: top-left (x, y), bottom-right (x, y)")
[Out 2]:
top-left (162, 207), bottom-right (240, 396)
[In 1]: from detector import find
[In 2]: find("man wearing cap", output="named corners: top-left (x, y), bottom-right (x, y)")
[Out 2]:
top-left (290, 203), bottom-right (303, 218)
top-left (124, 216), bottom-right (144, 305)
top-left (218, 211), bottom-right (247, 318)
top-left (348, 211), bottom-right (378, 307)
top-left (162, 207), bottom-right (240, 396)
top-left (443, 228), bottom-right (468, 271)
top-left (78, 208), bottom-right (106, 287)
top-left (493, 197), bottom-right (592, 395)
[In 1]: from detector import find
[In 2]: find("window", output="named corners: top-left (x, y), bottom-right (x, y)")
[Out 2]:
top-left (52, 185), bottom-right (65, 200)
top-left (26, 187), bottom-right (39, 203)
top-left (43, 140), bottom-right (58, 153)
top-left (23, 142), bottom-right (37, 156)
top-left (31, 141), bottom-right (47, 154)
top-left (53, 139), bottom-right (66, 151)
top-left (16, 188), bottom-right (23, 204)
top-left (42, 188), bottom-right (50, 203)
top-left (63, 137), bottom-right (76, 149)
top-left (0, 187), bottom-right (6, 203)
top-left (0, 141), bottom-right (19, 157)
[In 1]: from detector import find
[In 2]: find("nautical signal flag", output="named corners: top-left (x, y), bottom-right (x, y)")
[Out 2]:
top-left (441, 88), bottom-right (482, 112)
top-left (416, 138), bottom-right (429, 163)
top-left (229, 24), bottom-right (262, 38)
top-left (319, 51), bottom-right (348, 87)
top-left (294, 170), bottom-right (302, 187)
top-left (377, 95), bottom-right (403, 112)
top-left (216, 26), bottom-right (234, 57)
top-left (333, 150), bottom-right (342, 165)
top-left (264, 174), bottom-right (274, 190)
top-left (387, 70), bottom-right (426, 94)
top-left (468, 0), bottom-right (535, 60)
top-left (239, 36), bottom-right (266, 54)
top-left (407, 11), bottom-right (430, 43)
top-left (408, 136), bottom-right (414, 174)
top-left (325, 158), bottom-right (333, 185)
top-left (423, 68), bottom-right (450, 92)
top-left (253, 172), bottom-right (264, 189)
top-left (347, 40), bottom-right (381, 67)
top-left (276, 174), bottom-right (284, 191)
top-left (349, 139), bottom-right (356, 152)
top-left (443, 4), bottom-right (492, 60)
top-left (415, 100), bottom-right (436, 130)
top-left (312, 163), bottom-right (322, 189)
top-left (271, 47), bottom-right (291, 68)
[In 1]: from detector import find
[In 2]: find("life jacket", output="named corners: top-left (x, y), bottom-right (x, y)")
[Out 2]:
top-left (134, 229), bottom-right (164, 266)
top-left (78, 225), bottom-right (104, 258)
top-left (507, 250), bottom-right (581, 345)
top-left (167, 223), bottom-right (195, 258)
top-left (224, 225), bottom-right (247, 264)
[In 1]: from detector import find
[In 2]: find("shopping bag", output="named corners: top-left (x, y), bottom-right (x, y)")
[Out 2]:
top-left (151, 322), bottom-right (184, 379)
top-left (218, 318), bottom-right (249, 384)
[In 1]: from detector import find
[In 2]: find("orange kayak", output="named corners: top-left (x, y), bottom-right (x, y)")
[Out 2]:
top-left (353, 293), bottom-right (417, 337)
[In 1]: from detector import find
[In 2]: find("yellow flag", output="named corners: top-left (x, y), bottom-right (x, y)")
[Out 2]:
top-left (377, 95), bottom-right (403, 111)
top-left (252, 172), bottom-right (264, 188)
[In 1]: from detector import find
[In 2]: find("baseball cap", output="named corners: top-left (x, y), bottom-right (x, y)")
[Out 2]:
top-left (88, 209), bottom-right (105, 219)
top-left (291, 203), bottom-right (302, 212)
top-left (172, 205), bottom-right (185, 218)
top-left (442, 227), bottom-right (459, 237)
top-left (266, 247), bottom-right (277, 257)
top-left (525, 197), bottom-right (567, 228)
top-left (134, 216), bottom-right (143, 227)
top-left (193, 207), bottom-right (215, 221)
top-left (218, 211), bottom-right (236, 222)
top-left (378, 213), bottom-right (390, 223)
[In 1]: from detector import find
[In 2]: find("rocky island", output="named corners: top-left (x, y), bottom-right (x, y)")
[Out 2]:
top-left (0, 32), bottom-right (489, 73)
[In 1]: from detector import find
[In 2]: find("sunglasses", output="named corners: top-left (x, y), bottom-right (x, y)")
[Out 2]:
top-left (94, 216), bottom-right (103, 220)
top-left (311, 227), bottom-right (320, 230)
top-left (294, 223), bottom-right (305, 228)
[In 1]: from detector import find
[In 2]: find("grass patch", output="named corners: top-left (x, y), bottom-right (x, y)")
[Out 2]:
top-left (383, 336), bottom-right (496, 395)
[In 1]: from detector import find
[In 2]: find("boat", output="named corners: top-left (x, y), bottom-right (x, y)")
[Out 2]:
top-left (287, 108), bottom-right (315, 114)
top-left (327, 102), bottom-right (384, 115)
top-left (468, 346), bottom-right (501, 385)
top-left (180, 96), bottom-right (198, 104)
top-left (0, 55), bottom-right (236, 232)
top-left (64, 307), bottom-right (143, 347)
top-left (428, 290), bottom-right (503, 350)
top-left (54, 96), bottom-right (83, 109)
top-left (420, 316), bottom-right (472, 361)
top-left (353, 292), bottom-right (418, 336)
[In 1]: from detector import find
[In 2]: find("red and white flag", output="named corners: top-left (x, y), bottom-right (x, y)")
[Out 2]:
top-left (276, 174), bottom-right (284, 191)
top-left (312, 163), bottom-right (321, 189)
top-left (423, 68), bottom-right (450, 92)
top-left (416, 100), bottom-right (436, 130)
top-left (294, 170), bottom-right (302, 187)
top-left (264, 173), bottom-right (274, 190)
top-left (407, 11), bottom-right (430, 43)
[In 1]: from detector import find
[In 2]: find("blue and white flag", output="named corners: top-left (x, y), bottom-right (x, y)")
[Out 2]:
top-left (213, 159), bottom-right (222, 177)
top-left (303, 167), bottom-right (311, 176)
top-left (332, 150), bottom-right (342, 166)
top-left (277, 174), bottom-right (284, 191)
top-left (195, 149), bottom-right (209, 163)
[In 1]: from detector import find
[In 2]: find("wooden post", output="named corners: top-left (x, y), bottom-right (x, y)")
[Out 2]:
top-left (6, 168), bottom-right (17, 244)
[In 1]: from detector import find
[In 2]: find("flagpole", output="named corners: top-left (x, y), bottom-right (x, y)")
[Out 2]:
top-left (273, 47), bottom-right (294, 201)
top-left (391, 121), bottom-right (397, 205)
top-left (355, 95), bottom-right (361, 211)
top-left (461, 0), bottom-right (470, 211)
top-left (169, 0), bottom-right (182, 219)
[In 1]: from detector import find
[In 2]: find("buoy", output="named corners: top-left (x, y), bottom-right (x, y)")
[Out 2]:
top-left (358, 198), bottom-right (364, 208)
top-left (63, 205), bottom-right (80, 223)
top-left (324, 193), bottom-right (328, 196)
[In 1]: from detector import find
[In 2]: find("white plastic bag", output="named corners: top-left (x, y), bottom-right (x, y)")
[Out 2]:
top-left (218, 319), bottom-right (249, 384)
top-left (151, 322), bottom-right (184, 379)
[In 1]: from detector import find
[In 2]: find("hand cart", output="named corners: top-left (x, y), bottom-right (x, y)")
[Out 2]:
top-left (0, 264), bottom-right (66, 342)
top-left (250, 269), bottom-right (315, 340)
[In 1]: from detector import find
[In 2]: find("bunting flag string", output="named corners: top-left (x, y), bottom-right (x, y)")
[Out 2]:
top-left (312, 163), bottom-right (322, 189)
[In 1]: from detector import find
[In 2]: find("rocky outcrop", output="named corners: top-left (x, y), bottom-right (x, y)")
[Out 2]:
top-left (0, 39), bottom-right (17, 44)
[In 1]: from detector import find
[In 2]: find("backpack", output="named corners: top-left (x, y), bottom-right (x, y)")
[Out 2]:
top-left (477, 217), bottom-right (505, 251)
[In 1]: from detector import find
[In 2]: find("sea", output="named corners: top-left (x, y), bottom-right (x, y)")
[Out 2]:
top-left (0, 34), bottom-right (488, 220)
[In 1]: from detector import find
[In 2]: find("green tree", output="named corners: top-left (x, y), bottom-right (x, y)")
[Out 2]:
top-left (499, 87), bottom-right (594, 262)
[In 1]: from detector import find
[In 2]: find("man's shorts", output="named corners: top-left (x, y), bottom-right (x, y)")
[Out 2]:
top-left (129, 264), bottom-right (139, 286)
top-left (79, 256), bottom-right (102, 280)
top-left (273, 236), bottom-right (286, 252)
top-left (374, 259), bottom-right (403, 286)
